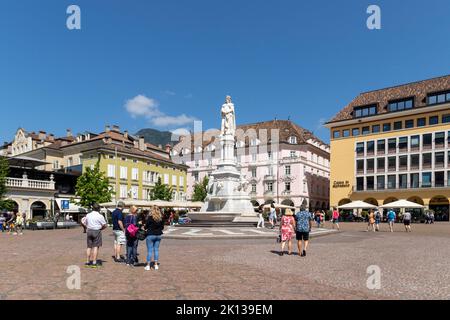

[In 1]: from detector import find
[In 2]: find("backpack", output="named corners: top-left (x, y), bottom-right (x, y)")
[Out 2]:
top-left (125, 215), bottom-right (138, 238)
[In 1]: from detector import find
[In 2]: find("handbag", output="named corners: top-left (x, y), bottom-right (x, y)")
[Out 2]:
top-left (137, 229), bottom-right (147, 241)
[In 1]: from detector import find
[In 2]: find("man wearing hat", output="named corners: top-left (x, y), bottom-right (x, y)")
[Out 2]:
top-left (112, 201), bottom-right (126, 263)
top-left (294, 202), bottom-right (313, 257)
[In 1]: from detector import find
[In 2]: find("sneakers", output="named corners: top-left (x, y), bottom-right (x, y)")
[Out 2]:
top-left (84, 261), bottom-right (92, 268)
top-left (300, 250), bottom-right (306, 257)
top-left (145, 265), bottom-right (151, 271)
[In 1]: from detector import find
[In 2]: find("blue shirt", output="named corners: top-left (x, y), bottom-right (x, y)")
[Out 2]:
top-left (111, 209), bottom-right (124, 231)
top-left (387, 211), bottom-right (396, 221)
top-left (295, 211), bottom-right (312, 232)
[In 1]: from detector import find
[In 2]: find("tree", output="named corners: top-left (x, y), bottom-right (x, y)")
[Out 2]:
top-left (191, 176), bottom-right (209, 202)
top-left (75, 161), bottom-right (113, 208)
top-left (150, 177), bottom-right (173, 201)
top-left (0, 156), bottom-right (15, 210)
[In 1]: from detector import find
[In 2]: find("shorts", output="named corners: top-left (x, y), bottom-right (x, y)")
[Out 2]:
top-left (87, 229), bottom-right (103, 248)
top-left (403, 220), bottom-right (411, 226)
top-left (113, 230), bottom-right (126, 245)
top-left (332, 219), bottom-right (339, 223)
top-left (296, 231), bottom-right (310, 241)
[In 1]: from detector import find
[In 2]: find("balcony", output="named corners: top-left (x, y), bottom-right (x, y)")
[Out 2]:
top-left (263, 175), bottom-right (276, 182)
top-left (6, 177), bottom-right (55, 190)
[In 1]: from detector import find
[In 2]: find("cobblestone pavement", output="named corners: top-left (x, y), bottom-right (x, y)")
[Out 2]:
top-left (1, 222), bottom-right (449, 300)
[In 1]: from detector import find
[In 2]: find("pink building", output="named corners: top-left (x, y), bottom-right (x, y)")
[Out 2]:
top-left (172, 120), bottom-right (330, 211)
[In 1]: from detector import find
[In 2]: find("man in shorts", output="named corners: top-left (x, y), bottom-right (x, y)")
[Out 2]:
top-left (294, 204), bottom-right (313, 257)
top-left (82, 203), bottom-right (107, 268)
top-left (111, 201), bottom-right (126, 263)
top-left (387, 209), bottom-right (396, 233)
top-left (403, 210), bottom-right (412, 232)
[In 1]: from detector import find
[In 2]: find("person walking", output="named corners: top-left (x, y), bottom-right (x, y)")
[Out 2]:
top-left (366, 210), bottom-right (376, 232)
top-left (7, 210), bottom-right (17, 235)
top-left (145, 206), bottom-right (165, 271)
top-left (375, 210), bottom-right (381, 232)
top-left (314, 210), bottom-right (321, 228)
top-left (82, 203), bottom-right (107, 268)
top-left (331, 207), bottom-right (340, 231)
top-left (15, 212), bottom-right (24, 235)
top-left (269, 204), bottom-right (276, 229)
top-left (124, 206), bottom-right (139, 267)
top-left (430, 211), bottom-right (435, 224)
top-left (256, 208), bottom-right (265, 229)
top-left (111, 201), bottom-right (126, 263)
top-left (294, 204), bottom-right (313, 257)
top-left (387, 209), bottom-right (396, 233)
top-left (279, 209), bottom-right (295, 256)
top-left (403, 210), bottom-right (412, 232)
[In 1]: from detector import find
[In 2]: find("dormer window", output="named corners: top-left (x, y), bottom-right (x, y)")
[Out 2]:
top-left (428, 90), bottom-right (450, 105)
top-left (388, 98), bottom-right (414, 112)
top-left (353, 104), bottom-right (377, 118)
top-left (288, 136), bottom-right (297, 144)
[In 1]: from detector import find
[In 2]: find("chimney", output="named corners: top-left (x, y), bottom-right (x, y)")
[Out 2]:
top-left (124, 130), bottom-right (129, 139)
top-left (48, 134), bottom-right (55, 142)
top-left (165, 143), bottom-right (172, 153)
top-left (138, 137), bottom-right (146, 151)
top-left (66, 129), bottom-right (73, 138)
top-left (105, 125), bottom-right (110, 133)
top-left (38, 131), bottom-right (46, 141)
top-left (111, 125), bottom-right (120, 132)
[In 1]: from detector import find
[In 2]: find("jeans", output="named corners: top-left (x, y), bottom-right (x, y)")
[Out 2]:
top-left (126, 237), bottom-right (138, 264)
top-left (146, 235), bottom-right (162, 263)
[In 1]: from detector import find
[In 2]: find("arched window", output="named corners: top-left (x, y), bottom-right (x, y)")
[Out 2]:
top-left (288, 136), bottom-right (297, 144)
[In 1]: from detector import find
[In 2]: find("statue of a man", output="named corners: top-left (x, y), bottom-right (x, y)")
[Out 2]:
top-left (221, 95), bottom-right (236, 136)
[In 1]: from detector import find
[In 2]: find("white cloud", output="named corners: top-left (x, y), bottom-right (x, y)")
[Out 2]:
top-left (171, 128), bottom-right (191, 136)
top-left (125, 94), bottom-right (197, 128)
top-left (164, 90), bottom-right (176, 96)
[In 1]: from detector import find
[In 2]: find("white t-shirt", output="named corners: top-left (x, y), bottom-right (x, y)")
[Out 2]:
top-left (85, 211), bottom-right (107, 230)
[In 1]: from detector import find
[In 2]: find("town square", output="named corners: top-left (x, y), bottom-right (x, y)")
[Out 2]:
top-left (1, 0), bottom-right (450, 305)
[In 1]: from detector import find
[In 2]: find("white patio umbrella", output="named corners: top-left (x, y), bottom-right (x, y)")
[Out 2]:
top-left (263, 203), bottom-right (296, 210)
top-left (380, 199), bottom-right (424, 209)
top-left (338, 200), bottom-right (377, 210)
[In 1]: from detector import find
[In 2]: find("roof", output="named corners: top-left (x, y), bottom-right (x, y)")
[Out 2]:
top-left (174, 120), bottom-right (328, 152)
top-left (328, 74), bottom-right (450, 123)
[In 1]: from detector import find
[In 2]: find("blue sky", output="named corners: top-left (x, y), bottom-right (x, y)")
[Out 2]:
top-left (1, 0), bottom-right (450, 144)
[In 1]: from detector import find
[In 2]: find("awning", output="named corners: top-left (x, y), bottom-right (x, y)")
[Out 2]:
top-left (338, 200), bottom-right (377, 210)
top-left (380, 200), bottom-right (425, 209)
top-left (5, 156), bottom-right (50, 169)
top-left (55, 198), bottom-right (87, 213)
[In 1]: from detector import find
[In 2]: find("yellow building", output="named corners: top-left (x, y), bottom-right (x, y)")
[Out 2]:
top-left (325, 75), bottom-right (450, 221)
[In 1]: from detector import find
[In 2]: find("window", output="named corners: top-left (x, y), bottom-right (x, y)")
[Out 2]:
top-left (422, 172), bottom-right (432, 188)
top-left (267, 182), bottom-right (273, 192)
top-left (429, 116), bottom-right (439, 125)
top-left (290, 151), bottom-right (296, 158)
top-left (285, 165), bottom-right (291, 175)
top-left (372, 125), bottom-right (380, 133)
top-left (410, 135), bottom-right (420, 150)
top-left (387, 175), bottom-right (396, 189)
top-left (362, 126), bottom-right (370, 135)
top-left (107, 165), bottom-right (116, 178)
top-left (388, 98), bottom-right (414, 112)
top-left (356, 177), bottom-right (364, 191)
top-left (251, 168), bottom-right (257, 178)
top-left (120, 166), bottom-right (128, 180)
top-left (417, 118), bottom-right (426, 127)
top-left (377, 176), bottom-right (385, 190)
top-left (443, 114), bottom-right (450, 123)
top-left (377, 140), bottom-right (385, 154)
top-left (354, 104), bottom-right (377, 118)
top-left (352, 128), bottom-right (360, 136)
top-left (405, 119), bottom-right (414, 128)
top-left (333, 131), bottom-right (340, 139)
top-left (164, 174), bottom-right (169, 184)
top-left (120, 185), bottom-right (128, 199)
top-left (394, 121), bottom-right (403, 130)
top-left (435, 132), bottom-right (445, 146)
top-left (356, 142), bottom-right (364, 156)
top-left (423, 134), bottom-right (432, 149)
top-left (388, 157), bottom-right (396, 171)
top-left (343, 129), bottom-right (350, 137)
top-left (366, 177), bottom-right (374, 190)
top-left (410, 154), bottom-right (420, 169)
top-left (285, 182), bottom-right (291, 192)
top-left (288, 136), bottom-right (297, 144)
top-left (172, 175), bottom-right (177, 186)
top-left (195, 160), bottom-right (199, 167)
top-left (388, 138), bottom-right (397, 153)
top-left (399, 174), bottom-right (407, 189)
top-left (367, 159), bottom-right (374, 173)
top-left (383, 123), bottom-right (391, 132)
top-left (435, 152), bottom-right (445, 168)
top-left (399, 137), bottom-right (408, 151)
top-left (131, 168), bottom-right (139, 180)
top-left (422, 153), bottom-right (432, 169)
top-left (267, 151), bottom-right (272, 160)
top-left (377, 158), bottom-right (385, 172)
top-left (194, 172), bottom-right (199, 182)
top-left (410, 173), bottom-right (419, 189)
top-left (130, 186), bottom-right (138, 199)
top-left (428, 91), bottom-right (450, 105)
top-left (356, 160), bottom-right (364, 173)
top-left (251, 184), bottom-right (257, 193)
top-left (399, 156), bottom-right (408, 170)
top-left (435, 172), bottom-right (445, 187)
top-left (367, 141), bottom-right (375, 155)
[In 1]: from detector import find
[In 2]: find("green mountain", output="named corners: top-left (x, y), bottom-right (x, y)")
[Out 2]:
top-left (135, 128), bottom-right (180, 147)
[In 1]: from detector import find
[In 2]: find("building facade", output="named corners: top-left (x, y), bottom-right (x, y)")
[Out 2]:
top-left (325, 75), bottom-right (450, 221)
top-left (172, 120), bottom-right (330, 210)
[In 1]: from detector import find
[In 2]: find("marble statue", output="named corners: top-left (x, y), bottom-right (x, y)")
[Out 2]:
top-left (221, 95), bottom-right (236, 136)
